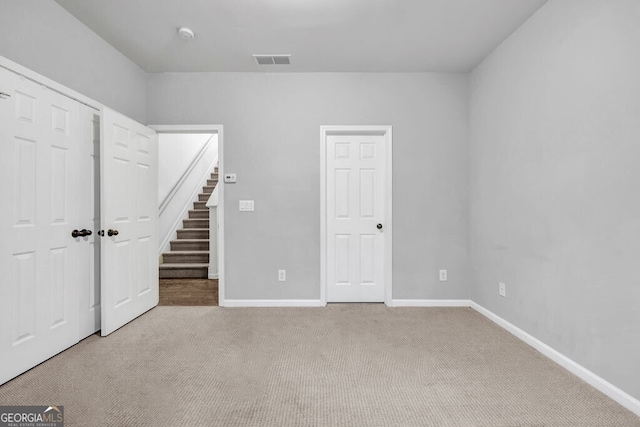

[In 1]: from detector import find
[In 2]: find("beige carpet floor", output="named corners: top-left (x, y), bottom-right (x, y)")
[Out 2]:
top-left (0, 306), bottom-right (638, 427)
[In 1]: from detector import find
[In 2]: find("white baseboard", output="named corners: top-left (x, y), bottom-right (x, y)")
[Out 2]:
top-left (221, 299), bottom-right (325, 308)
top-left (208, 273), bottom-right (219, 279)
top-left (470, 302), bottom-right (640, 417)
top-left (390, 299), bottom-right (471, 307)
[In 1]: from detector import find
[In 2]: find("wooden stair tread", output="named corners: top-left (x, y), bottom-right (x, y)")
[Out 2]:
top-left (163, 250), bottom-right (209, 255)
top-left (160, 263), bottom-right (209, 269)
top-left (183, 219), bottom-right (209, 228)
top-left (188, 210), bottom-right (209, 219)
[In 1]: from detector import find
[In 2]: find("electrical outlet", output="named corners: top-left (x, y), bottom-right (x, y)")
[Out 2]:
top-left (439, 269), bottom-right (447, 282)
top-left (499, 282), bottom-right (506, 297)
top-left (278, 270), bottom-right (286, 282)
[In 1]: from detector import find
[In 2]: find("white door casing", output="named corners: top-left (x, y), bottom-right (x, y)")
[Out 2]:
top-left (100, 107), bottom-right (158, 336)
top-left (78, 106), bottom-right (101, 339)
top-left (0, 67), bottom-right (81, 384)
top-left (321, 126), bottom-right (392, 304)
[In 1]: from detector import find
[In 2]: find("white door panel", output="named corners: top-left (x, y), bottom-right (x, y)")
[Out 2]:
top-left (100, 107), bottom-right (158, 336)
top-left (78, 105), bottom-right (101, 339)
top-left (326, 134), bottom-right (386, 302)
top-left (0, 67), bottom-right (80, 384)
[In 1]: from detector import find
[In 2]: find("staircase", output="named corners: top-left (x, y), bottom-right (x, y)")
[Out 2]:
top-left (159, 168), bottom-right (218, 279)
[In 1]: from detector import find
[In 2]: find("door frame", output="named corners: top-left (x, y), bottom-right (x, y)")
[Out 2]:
top-left (149, 124), bottom-right (225, 305)
top-left (0, 56), bottom-right (101, 111)
top-left (320, 125), bottom-right (393, 306)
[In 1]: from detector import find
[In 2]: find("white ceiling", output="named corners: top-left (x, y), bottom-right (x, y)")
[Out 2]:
top-left (55, 0), bottom-right (547, 73)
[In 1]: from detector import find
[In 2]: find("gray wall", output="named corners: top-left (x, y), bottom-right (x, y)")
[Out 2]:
top-left (0, 0), bottom-right (146, 123)
top-left (147, 72), bottom-right (470, 300)
top-left (469, 0), bottom-right (640, 401)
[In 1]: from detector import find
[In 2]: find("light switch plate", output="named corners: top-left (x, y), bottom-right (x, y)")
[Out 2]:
top-left (239, 200), bottom-right (254, 211)
top-left (224, 173), bottom-right (237, 183)
top-left (499, 282), bottom-right (506, 297)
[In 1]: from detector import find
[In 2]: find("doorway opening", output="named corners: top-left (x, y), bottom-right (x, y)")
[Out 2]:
top-left (151, 125), bottom-right (224, 306)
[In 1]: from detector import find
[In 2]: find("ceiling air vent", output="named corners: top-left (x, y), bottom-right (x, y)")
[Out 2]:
top-left (253, 54), bottom-right (291, 65)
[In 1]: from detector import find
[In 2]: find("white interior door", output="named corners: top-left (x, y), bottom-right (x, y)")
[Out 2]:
top-left (326, 133), bottom-right (387, 302)
top-left (78, 105), bottom-right (101, 338)
top-left (100, 107), bottom-right (158, 336)
top-left (0, 67), bottom-right (81, 384)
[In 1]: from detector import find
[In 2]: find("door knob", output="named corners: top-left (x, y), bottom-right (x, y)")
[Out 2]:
top-left (72, 229), bottom-right (94, 238)
top-left (377, 223), bottom-right (383, 230)
top-left (98, 230), bottom-right (104, 237)
top-left (107, 229), bottom-right (119, 237)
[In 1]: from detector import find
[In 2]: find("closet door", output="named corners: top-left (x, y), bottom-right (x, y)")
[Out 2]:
top-left (100, 107), bottom-right (158, 336)
top-left (0, 67), bottom-right (81, 384)
top-left (78, 105), bottom-right (101, 339)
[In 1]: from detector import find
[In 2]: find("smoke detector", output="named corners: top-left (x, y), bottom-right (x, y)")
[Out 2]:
top-left (253, 54), bottom-right (291, 65)
top-left (178, 27), bottom-right (195, 40)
